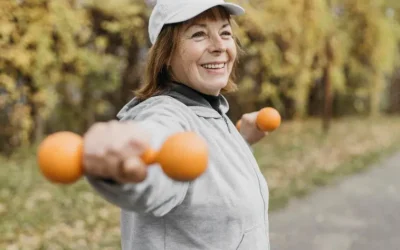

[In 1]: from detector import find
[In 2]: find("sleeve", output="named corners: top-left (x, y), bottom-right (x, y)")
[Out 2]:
top-left (85, 99), bottom-right (191, 217)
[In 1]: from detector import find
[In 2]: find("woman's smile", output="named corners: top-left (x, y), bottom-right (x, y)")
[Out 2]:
top-left (200, 62), bottom-right (227, 74)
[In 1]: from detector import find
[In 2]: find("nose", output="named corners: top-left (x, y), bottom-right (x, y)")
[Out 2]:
top-left (208, 35), bottom-right (226, 54)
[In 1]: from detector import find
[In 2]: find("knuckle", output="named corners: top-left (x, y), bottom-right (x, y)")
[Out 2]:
top-left (121, 157), bottom-right (142, 174)
top-left (108, 120), bottom-right (120, 128)
top-left (242, 114), bottom-right (251, 122)
top-left (85, 122), bottom-right (107, 137)
top-left (93, 122), bottom-right (107, 131)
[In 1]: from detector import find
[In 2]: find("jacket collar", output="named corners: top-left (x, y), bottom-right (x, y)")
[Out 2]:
top-left (117, 82), bottom-right (230, 120)
top-left (162, 82), bottom-right (230, 118)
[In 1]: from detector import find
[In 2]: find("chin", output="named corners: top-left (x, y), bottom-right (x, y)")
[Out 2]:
top-left (205, 82), bottom-right (228, 95)
top-left (216, 81), bottom-right (229, 89)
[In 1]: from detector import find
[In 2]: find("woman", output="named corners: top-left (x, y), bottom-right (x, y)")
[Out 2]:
top-left (85, 0), bottom-right (271, 249)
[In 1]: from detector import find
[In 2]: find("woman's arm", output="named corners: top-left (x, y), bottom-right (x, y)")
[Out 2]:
top-left (85, 99), bottom-right (191, 217)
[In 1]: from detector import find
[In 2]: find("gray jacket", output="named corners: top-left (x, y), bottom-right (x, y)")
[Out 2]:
top-left (86, 83), bottom-right (270, 250)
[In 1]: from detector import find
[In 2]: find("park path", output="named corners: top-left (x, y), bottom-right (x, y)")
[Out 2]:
top-left (269, 152), bottom-right (400, 250)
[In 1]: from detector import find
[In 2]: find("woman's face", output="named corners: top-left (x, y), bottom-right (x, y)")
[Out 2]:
top-left (169, 16), bottom-right (237, 96)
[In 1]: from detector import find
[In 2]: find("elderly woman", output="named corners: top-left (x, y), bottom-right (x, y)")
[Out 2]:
top-left (85, 0), bottom-right (270, 249)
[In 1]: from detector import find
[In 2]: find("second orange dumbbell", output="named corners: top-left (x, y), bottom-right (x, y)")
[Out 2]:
top-left (236, 107), bottom-right (281, 132)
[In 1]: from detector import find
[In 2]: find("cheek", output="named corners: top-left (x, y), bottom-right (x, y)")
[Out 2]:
top-left (183, 42), bottom-right (205, 62)
top-left (179, 48), bottom-right (199, 69)
top-left (228, 43), bottom-right (237, 62)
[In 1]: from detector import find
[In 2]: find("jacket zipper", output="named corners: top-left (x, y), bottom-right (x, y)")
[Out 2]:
top-left (219, 110), bottom-right (231, 133)
top-left (239, 128), bottom-right (269, 236)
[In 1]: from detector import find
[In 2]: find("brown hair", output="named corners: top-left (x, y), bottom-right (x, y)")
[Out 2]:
top-left (134, 6), bottom-right (241, 100)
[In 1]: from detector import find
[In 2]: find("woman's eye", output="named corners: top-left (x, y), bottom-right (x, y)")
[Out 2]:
top-left (221, 31), bottom-right (232, 37)
top-left (192, 31), bottom-right (206, 38)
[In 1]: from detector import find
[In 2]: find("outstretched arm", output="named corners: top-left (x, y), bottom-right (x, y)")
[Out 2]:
top-left (85, 99), bottom-right (191, 217)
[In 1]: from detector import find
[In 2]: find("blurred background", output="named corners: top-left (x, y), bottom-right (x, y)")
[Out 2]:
top-left (1, 0), bottom-right (400, 249)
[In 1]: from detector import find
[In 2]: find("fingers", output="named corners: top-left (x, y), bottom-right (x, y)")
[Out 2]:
top-left (239, 112), bottom-right (258, 133)
top-left (116, 157), bottom-right (148, 183)
top-left (82, 120), bottom-right (151, 183)
top-left (240, 112), bottom-right (258, 125)
top-left (238, 111), bottom-right (268, 145)
top-left (83, 122), bottom-right (109, 177)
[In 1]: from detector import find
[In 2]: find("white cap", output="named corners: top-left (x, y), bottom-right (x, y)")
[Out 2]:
top-left (148, 0), bottom-right (245, 44)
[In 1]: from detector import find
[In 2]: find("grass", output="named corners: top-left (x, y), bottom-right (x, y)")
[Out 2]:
top-left (253, 115), bottom-right (400, 211)
top-left (1, 115), bottom-right (400, 249)
top-left (0, 152), bottom-right (121, 250)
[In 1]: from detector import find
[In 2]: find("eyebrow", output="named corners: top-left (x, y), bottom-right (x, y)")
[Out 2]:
top-left (185, 23), bottom-right (231, 32)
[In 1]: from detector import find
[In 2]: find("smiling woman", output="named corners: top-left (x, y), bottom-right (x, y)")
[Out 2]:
top-left (135, 6), bottom-right (240, 99)
top-left (169, 8), bottom-right (237, 95)
top-left (83, 1), bottom-right (272, 250)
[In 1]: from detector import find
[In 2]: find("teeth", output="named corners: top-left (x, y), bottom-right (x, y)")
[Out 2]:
top-left (202, 63), bottom-right (225, 69)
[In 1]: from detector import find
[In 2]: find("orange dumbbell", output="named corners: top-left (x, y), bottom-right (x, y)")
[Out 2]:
top-left (236, 107), bottom-right (281, 132)
top-left (37, 131), bottom-right (208, 184)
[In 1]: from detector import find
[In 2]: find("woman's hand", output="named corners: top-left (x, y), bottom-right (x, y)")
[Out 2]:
top-left (83, 120), bottom-right (150, 183)
top-left (238, 112), bottom-right (267, 145)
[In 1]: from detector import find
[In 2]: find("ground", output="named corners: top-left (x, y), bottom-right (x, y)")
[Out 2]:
top-left (1, 116), bottom-right (400, 249)
top-left (269, 152), bottom-right (400, 250)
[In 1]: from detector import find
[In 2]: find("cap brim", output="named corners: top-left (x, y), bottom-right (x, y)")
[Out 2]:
top-left (166, 3), bottom-right (245, 25)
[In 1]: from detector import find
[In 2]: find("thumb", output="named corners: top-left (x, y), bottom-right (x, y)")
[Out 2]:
top-left (117, 157), bottom-right (148, 183)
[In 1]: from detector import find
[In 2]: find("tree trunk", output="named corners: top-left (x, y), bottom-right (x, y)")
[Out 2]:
top-left (322, 37), bottom-right (334, 133)
top-left (389, 69), bottom-right (400, 113)
top-left (34, 111), bottom-right (45, 143)
top-left (23, 75), bottom-right (45, 143)
top-left (82, 81), bottom-right (96, 132)
top-left (370, 71), bottom-right (385, 116)
top-left (119, 43), bottom-right (143, 109)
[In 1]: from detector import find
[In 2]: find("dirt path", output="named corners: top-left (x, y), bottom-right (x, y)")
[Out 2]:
top-left (269, 152), bottom-right (400, 250)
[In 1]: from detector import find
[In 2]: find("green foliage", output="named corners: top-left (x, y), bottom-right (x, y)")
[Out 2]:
top-left (1, 0), bottom-right (400, 152)
top-left (233, 0), bottom-right (336, 118)
top-left (0, 0), bottom-right (148, 151)
top-left (337, 0), bottom-right (399, 114)
top-left (231, 0), bottom-right (400, 117)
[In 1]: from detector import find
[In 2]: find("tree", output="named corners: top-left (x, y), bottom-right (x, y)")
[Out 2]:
top-left (0, 0), bottom-right (148, 153)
